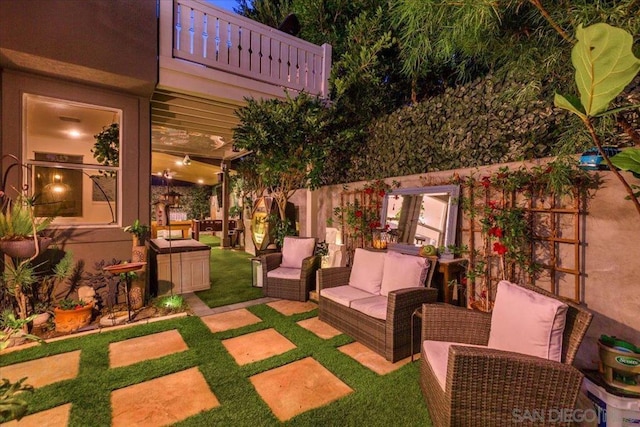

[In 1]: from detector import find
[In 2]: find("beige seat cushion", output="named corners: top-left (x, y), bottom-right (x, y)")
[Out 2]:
top-left (423, 340), bottom-right (488, 390)
top-left (380, 251), bottom-right (430, 296)
top-left (348, 248), bottom-right (386, 295)
top-left (320, 285), bottom-right (376, 307)
top-left (280, 237), bottom-right (316, 268)
top-left (350, 295), bottom-right (388, 320)
top-left (267, 267), bottom-right (302, 280)
top-left (488, 280), bottom-right (568, 362)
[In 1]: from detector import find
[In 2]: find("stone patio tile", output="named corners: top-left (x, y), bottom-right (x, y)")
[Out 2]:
top-left (297, 317), bottom-right (342, 339)
top-left (222, 328), bottom-right (296, 365)
top-left (111, 367), bottom-right (219, 427)
top-left (267, 300), bottom-right (317, 316)
top-left (1, 350), bottom-right (81, 388)
top-left (109, 329), bottom-right (188, 368)
top-left (3, 403), bottom-right (72, 427)
top-left (201, 308), bottom-right (262, 333)
top-left (250, 357), bottom-right (353, 422)
top-left (338, 342), bottom-right (411, 375)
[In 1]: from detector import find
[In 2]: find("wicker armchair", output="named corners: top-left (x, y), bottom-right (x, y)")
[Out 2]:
top-left (261, 236), bottom-right (320, 301)
top-left (419, 282), bottom-right (593, 427)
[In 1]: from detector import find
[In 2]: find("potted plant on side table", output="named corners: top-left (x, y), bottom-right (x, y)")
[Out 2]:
top-left (122, 219), bottom-right (149, 309)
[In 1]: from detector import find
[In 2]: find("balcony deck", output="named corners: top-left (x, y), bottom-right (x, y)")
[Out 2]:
top-left (154, 0), bottom-right (332, 162)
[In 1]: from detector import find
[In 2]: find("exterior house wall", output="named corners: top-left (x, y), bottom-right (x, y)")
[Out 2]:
top-left (0, 0), bottom-right (157, 276)
top-left (310, 161), bottom-right (640, 369)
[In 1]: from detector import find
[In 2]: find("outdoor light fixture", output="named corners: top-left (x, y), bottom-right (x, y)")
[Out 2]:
top-left (182, 154), bottom-right (192, 165)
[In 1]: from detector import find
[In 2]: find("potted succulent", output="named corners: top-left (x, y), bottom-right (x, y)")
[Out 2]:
top-left (53, 298), bottom-right (94, 333)
top-left (0, 195), bottom-right (54, 259)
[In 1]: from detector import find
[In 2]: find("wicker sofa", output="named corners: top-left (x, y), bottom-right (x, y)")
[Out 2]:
top-left (318, 248), bottom-right (438, 362)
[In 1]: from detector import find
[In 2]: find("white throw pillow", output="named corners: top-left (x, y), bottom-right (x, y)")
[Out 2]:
top-left (280, 237), bottom-right (316, 268)
top-left (380, 251), bottom-right (430, 296)
top-left (348, 248), bottom-right (386, 295)
top-left (488, 280), bottom-right (568, 362)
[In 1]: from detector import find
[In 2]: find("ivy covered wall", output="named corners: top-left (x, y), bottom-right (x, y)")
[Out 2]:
top-left (344, 74), bottom-right (570, 182)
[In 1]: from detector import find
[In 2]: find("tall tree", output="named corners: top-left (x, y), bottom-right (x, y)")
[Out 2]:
top-left (232, 92), bottom-right (330, 220)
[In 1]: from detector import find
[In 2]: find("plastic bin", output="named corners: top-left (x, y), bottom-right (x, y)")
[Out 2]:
top-left (581, 375), bottom-right (640, 427)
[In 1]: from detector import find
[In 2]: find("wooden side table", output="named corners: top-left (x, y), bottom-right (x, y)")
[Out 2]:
top-left (437, 258), bottom-right (468, 304)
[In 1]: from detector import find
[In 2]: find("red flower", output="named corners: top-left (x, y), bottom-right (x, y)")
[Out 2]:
top-left (489, 227), bottom-right (503, 238)
top-left (378, 190), bottom-right (386, 197)
top-left (355, 210), bottom-right (363, 218)
top-left (481, 176), bottom-right (491, 188)
top-left (364, 188), bottom-right (374, 195)
top-left (488, 200), bottom-right (499, 209)
top-left (493, 242), bottom-right (507, 255)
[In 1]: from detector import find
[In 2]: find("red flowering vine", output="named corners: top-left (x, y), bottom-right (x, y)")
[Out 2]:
top-left (493, 242), bottom-right (508, 255)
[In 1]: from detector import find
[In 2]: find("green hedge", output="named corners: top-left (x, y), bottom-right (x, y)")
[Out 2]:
top-left (343, 74), bottom-right (570, 181)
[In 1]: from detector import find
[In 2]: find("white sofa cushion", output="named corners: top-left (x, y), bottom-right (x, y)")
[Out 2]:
top-left (280, 237), bottom-right (316, 268)
top-left (267, 267), bottom-right (301, 280)
top-left (350, 295), bottom-right (388, 320)
top-left (380, 251), bottom-right (430, 296)
top-left (423, 340), bottom-right (488, 390)
top-left (348, 248), bottom-right (386, 295)
top-left (488, 280), bottom-right (568, 362)
top-left (320, 285), bottom-right (375, 307)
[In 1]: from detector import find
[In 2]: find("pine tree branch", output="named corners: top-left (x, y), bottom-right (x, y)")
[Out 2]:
top-left (528, 0), bottom-right (574, 44)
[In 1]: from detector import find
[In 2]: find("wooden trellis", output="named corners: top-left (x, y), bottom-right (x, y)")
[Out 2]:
top-left (338, 189), bottom-right (384, 265)
top-left (462, 180), bottom-right (583, 309)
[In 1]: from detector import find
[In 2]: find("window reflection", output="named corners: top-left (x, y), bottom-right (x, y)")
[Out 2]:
top-left (24, 94), bottom-right (121, 226)
top-left (382, 185), bottom-right (460, 253)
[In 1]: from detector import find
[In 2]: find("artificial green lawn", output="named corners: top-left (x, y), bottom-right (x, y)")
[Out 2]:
top-left (196, 234), bottom-right (264, 308)
top-left (1, 305), bottom-right (432, 426)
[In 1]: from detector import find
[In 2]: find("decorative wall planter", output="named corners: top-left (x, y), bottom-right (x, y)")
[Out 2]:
top-left (0, 237), bottom-right (52, 259)
top-left (54, 302), bottom-right (94, 333)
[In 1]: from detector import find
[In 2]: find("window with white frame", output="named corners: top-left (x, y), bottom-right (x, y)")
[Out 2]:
top-left (24, 94), bottom-right (121, 226)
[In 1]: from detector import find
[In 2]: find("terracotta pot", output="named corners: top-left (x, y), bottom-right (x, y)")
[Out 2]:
top-left (54, 302), bottom-right (94, 333)
top-left (0, 237), bottom-right (52, 258)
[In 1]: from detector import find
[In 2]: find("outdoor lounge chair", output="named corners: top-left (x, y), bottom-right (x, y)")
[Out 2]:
top-left (261, 236), bottom-right (320, 301)
top-left (419, 280), bottom-right (593, 426)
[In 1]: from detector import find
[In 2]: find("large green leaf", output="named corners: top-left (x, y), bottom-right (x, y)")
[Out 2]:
top-left (611, 149), bottom-right (640, 175)
top-left (572, 23), bottom-right (640, 116)
top-left (553, 93), bottom-right (586, 120)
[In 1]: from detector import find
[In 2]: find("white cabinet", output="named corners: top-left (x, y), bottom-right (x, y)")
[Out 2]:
top-left (156, 250), bottom-right (211, 295)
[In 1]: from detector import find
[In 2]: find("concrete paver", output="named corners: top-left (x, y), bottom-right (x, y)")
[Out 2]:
top-left (222, 328), bottom-right (296, 365)
top-left (109, 329), bottom-right (188, 368)
top-left (338, 342), bottom-right (412, 375)
top-left (1, 350), bottom-right (81, 388)
top-left (111, 367), bottom-right (219, 427)
top-left (201, 308), bottom-right (262, 333)
top-left (2, 403), bottom-right (72, 427)
top-left (250, 357), bottom-right (353, 421)
top-left (267, 300), bottom-right (317, 316)
top-left (297, 317), bottom-right (342, 339)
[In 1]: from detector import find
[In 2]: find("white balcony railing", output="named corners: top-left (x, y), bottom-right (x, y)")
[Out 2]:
top-left (169, 0), bottom-right (331, 98)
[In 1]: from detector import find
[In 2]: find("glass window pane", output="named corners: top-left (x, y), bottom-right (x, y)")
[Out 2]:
top-left (24, 94), bottom-right (121, 226)
top-left (33, 165), bottom-right (118, 225)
